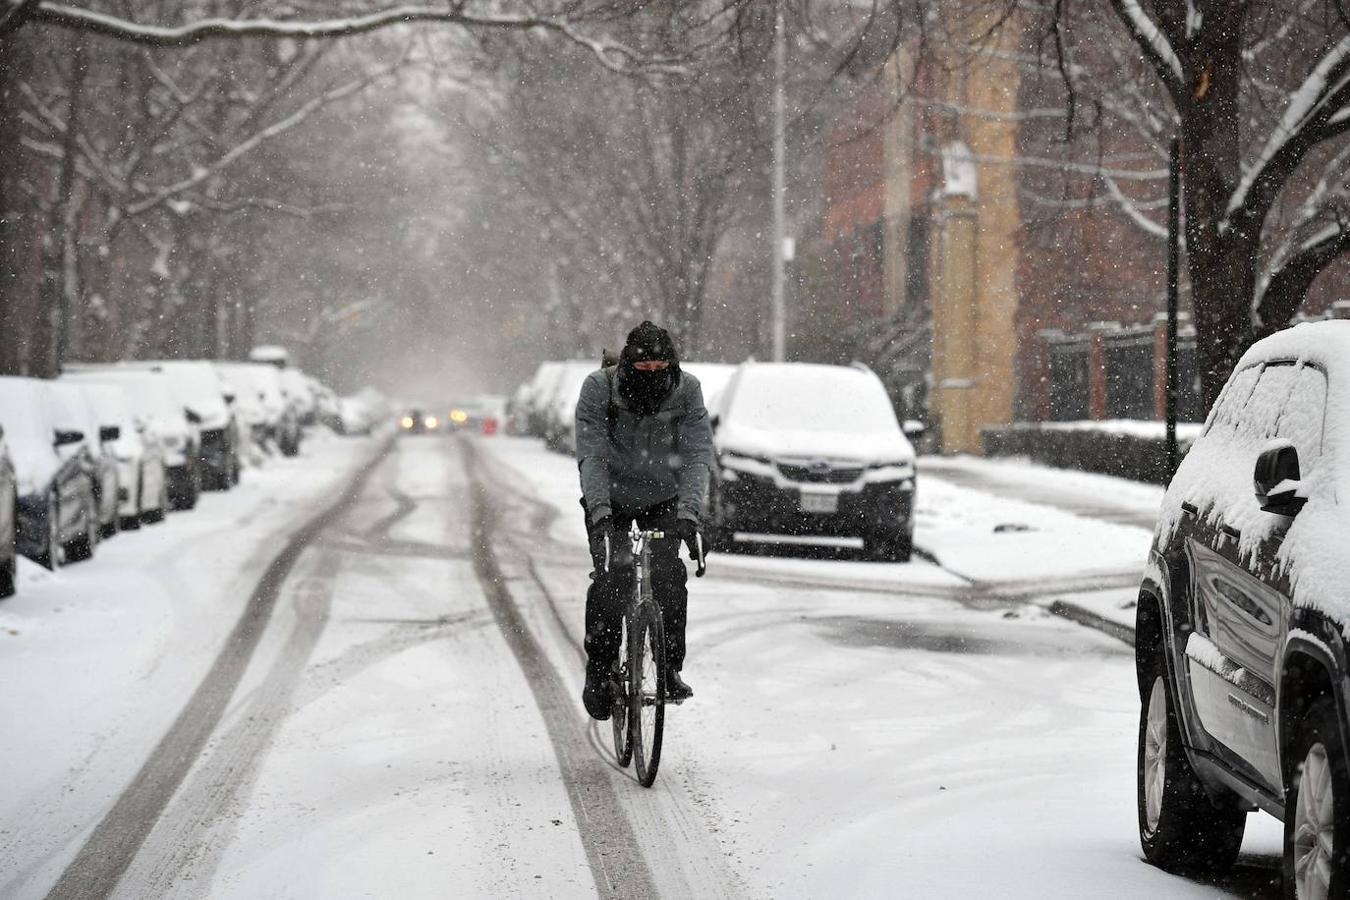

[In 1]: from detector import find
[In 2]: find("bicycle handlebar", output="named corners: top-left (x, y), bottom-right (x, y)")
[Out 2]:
top-left (623, 525), bottom-right (707, 578)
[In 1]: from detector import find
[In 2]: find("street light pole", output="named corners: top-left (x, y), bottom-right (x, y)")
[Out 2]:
top-left (770, 2), bottom-right (787, 362)
top-left (1165, 137), bottom-right (1181, 478)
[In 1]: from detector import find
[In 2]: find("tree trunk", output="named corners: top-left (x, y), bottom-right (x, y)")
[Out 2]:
top-left (1178, 11), bottom-right (1252, 410)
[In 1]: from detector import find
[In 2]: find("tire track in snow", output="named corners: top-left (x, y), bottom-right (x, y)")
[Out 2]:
top-left (462, 441), bottom-right (662, 900)
top-left (43, 438), bottom-right (393, 900)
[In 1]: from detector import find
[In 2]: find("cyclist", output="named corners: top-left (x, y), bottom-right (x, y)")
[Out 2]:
top-left (575, 320), bottom-right (712, 720)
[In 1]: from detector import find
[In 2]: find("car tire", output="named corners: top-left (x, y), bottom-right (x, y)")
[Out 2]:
top-left (1282, 697), bottom-right (1350, 900)
top-left (0, 551), bottom-right (13, 599)
top-left (37, 494), bottom-right (60, 570)
top-left (64, 498), bottom-right (96, 563)
top-left (0, 493), bottom-right (16, 598)
top-left (1137, 649), bottom-right (1246, 873)
top-left (143, 479), bottom-right (168, 524)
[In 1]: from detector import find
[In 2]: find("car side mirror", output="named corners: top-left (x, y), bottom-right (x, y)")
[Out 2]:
top-left (1255, 441), bottom-right (1307, 516)
top-left (903, 419), bottom-right (927, 441)
top-left (185, 408), bottom-right (203, 425)
top-left (99, 425), bottom-right (121, 442)
top-left (54, 429), bottom-right (84, 447)
top-left (710, 413), bottom-right (721, 431)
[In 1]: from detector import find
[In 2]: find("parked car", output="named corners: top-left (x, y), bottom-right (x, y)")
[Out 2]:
top-left (706, 362), bottom-right (917, 561)
top-left (220, 362), bottom-right (300, 456)
top-left (51, 382), bottom-right (121, 541)
top-left (0, 429), bottom-right (16, 597)
top-left (682, 362), bottom-right (736, 411)
top-left (1135, 320), bottom-right (1350, 894)
top-left (280, 368), bottom-right (317, 427)
top-left (64, 376), bottom-right (168, 528)
top-left (0, 377), bottom-right (98, 568)
top-left (124, 361), bottom-right (238, 490)
top-left (542, 361), bottom-right (602, 453)
top-left (68, 367), bottom-right (201, 511)
top-left (518, 361), bottom-right (567, 437)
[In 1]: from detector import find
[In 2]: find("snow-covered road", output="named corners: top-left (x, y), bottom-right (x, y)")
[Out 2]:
top-left (2, 435), bottom-right (1288, 898)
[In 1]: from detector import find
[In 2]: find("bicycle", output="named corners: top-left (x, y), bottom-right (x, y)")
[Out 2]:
top-left (607, 522), bottom-right (706, 787)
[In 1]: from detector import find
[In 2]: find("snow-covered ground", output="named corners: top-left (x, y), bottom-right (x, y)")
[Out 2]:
top-left (0, 432), bottom-right (385, 898)
top-left (2, 434), bottom-right (1287, 898)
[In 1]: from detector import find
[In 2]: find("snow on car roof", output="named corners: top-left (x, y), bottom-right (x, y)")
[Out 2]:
top-left (726, 362), bottom-right (902, 436)
top-left (1236, 318), bottom-right (1350, 379)
top-left (1161, 319), bottom-right (1350, 622)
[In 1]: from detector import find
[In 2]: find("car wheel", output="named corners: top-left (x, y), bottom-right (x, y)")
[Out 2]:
top-left (144, 478), bottom-right (167, 524)
top-left (1137, 650), bottom-right (1246, 873)
top-left (0, 492), bottom-right (16, 598)
top-left (64, 497), bottom-right (96, 563)
top-left (38, 494), bottom-right (60, 570)
top-left (1283, 698), bottom-right (1349, 900)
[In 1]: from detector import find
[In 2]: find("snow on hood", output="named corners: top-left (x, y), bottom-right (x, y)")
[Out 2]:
top-left (717, 420), bottom-right (914, 465)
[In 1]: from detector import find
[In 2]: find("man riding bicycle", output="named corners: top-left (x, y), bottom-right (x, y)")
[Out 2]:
top-left (575, 320), bottom-right (712, 720)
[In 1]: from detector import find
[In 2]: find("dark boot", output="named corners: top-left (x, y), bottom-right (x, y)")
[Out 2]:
top-left (583, 666), bottom-right (612, 720)
top-left (666, 669), bottom-right (693, 703)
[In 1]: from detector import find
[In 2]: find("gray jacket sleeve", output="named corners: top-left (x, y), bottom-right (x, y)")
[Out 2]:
top-left (675, 377), bottom-right (714, 523)
top-left (574, 370), bottom-right (612, 524)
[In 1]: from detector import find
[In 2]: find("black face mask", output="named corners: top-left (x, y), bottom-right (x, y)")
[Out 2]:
top-left (618, 362), bottom-right (674, 415)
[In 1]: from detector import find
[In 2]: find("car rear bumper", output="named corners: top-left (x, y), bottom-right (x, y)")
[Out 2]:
top-left (719, 474), bottom-right (914, 538)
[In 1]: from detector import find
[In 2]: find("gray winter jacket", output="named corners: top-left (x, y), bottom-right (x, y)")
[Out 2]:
top-left (575, 367), bottom-right (713, 525)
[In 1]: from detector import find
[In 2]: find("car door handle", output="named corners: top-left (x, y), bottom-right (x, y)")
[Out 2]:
top-left (1181, 502), bottom-right (1198, 517)
top-left (1220, 523), bottom-right (1241, 541)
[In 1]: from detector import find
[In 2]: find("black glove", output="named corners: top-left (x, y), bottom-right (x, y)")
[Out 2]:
top-left (675, 518), bottom-right (701, 562)
top-left (588, 515), bottom-right (614, 573)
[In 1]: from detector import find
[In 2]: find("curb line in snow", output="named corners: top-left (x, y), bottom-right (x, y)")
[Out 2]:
top-left (43, 436), bottom-right (395, 900)
top-left (1045, 600), bottom-right (1136, 647)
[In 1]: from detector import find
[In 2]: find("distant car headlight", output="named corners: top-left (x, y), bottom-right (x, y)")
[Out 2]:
top-left (425, 416), bottom-right (439, 430)
top-left (401, 416), bottom-right (415, 429)
top-left (450, 409), bottom-right (468, 424)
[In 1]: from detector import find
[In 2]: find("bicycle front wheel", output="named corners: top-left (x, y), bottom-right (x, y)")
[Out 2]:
top-left (630, 602), bottom-right (666, 788)
top-left (611, 617), bottom-right (632, 767)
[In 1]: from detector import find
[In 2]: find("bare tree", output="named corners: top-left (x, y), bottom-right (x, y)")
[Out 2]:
top-left (998, 0), bottom-right (1350, 406)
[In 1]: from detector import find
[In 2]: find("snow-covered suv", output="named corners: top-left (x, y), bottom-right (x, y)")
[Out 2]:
top-left (707, 362), bottom-right (916, 561)
top-left (1137, 320), bottom-right (1350, 894)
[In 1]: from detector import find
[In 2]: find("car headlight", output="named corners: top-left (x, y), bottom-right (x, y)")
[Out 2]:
top-left (425, 416), bottom-right (439, 430)
top-left (400, 416), bottom-right (415, 429)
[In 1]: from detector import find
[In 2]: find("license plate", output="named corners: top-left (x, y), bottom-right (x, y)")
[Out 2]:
top-left (799, 491), bottom-right (838, 514)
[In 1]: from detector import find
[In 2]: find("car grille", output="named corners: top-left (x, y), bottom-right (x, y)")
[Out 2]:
top-left (777, 462), bottom-right (863, 484)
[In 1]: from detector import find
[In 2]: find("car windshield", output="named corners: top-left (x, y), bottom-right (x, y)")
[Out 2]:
top-left (728, 367), bottom-right (901, 436)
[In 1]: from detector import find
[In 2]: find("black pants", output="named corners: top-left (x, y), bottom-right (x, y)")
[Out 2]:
top-left (584, 497), bottom-right (688, 676)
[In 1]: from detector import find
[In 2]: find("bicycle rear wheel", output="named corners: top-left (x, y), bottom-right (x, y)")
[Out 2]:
top-left (630, 602), bottom-right (666, 788)
top-left (611, 617), bottom-right (632, 767)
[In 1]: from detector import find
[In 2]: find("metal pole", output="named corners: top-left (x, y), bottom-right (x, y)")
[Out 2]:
top-left (770, 3), bottom-right (786, 362)
top-left (1165, 137), bottom-right (1181, 478)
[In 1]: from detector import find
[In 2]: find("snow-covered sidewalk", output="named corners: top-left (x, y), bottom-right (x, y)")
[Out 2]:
top-left (0, 432), bottom-right (385, 896)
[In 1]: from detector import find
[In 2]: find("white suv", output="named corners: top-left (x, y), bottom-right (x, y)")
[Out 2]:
top-left (707, 362), bottom-right (916, 561)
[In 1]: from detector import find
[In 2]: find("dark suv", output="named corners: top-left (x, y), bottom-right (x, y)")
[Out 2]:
top-left (1137, 320), bottom-right (1350, 896)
